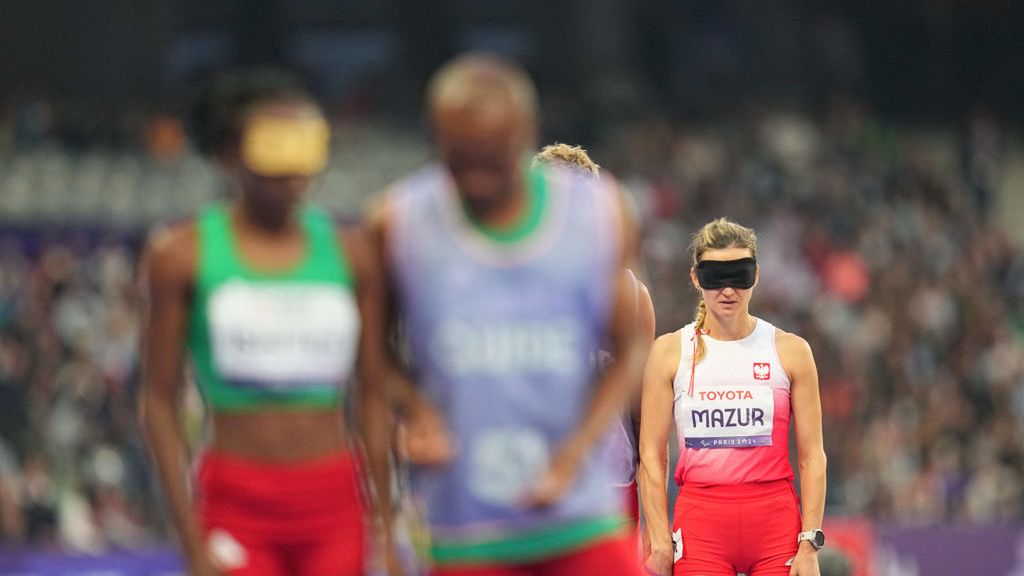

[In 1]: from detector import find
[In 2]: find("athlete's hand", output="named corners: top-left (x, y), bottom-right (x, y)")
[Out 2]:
top-left (367, 525), bottom-right (409, 576)
top-left (398, 399), bottom-right (455, 466)
top-left (789, 545), bottom-right (820, 576)
top-left (643, 543), bottom-right (673, 576)
top-left (382, 539), bottom-right (408, 576)
top-left (187, 553), bottom-right (226, 576)
top-left (521, 447), bottom-right (581, 508)
top-left (183, 534), bottom-right (226, 576)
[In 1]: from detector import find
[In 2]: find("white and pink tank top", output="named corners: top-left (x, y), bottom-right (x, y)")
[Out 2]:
top-left (672, 318), bottom-right (793, 487)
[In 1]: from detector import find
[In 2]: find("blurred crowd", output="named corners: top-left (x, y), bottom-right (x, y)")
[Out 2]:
top-left (0, 235), bottom-right (157, 550)
top-left (0, 98), bottom-right (1022, 552)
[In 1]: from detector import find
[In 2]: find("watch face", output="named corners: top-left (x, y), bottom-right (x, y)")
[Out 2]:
top-left (813, 530), bottom-right (826, 548)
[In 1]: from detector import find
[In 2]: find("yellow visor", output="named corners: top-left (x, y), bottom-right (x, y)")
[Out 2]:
top-left (241, 115), bottom-right (330, 176)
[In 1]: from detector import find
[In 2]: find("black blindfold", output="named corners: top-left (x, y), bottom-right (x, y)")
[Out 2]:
top-left (695, 258), bottom-right (757, 289)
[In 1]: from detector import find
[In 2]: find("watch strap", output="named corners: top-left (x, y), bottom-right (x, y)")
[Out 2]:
top-left (797, 529), bottom-right (824, 549)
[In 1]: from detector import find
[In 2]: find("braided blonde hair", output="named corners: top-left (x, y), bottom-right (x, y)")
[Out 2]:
top-left (690, 218), bottom-right (758, 365)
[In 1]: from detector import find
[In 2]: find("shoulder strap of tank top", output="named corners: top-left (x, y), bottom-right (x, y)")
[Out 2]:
top-left (196, 203), bottom-right (237, 285)
top-left (300, 204), bottom-right (352, 287)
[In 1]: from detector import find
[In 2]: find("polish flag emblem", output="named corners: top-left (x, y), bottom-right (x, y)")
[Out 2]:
top-left (753, 362), bottom-right (771, 380)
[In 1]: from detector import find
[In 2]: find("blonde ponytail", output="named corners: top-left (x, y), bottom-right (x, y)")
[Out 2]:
top-left (693, 299), bottom-right (708, 364)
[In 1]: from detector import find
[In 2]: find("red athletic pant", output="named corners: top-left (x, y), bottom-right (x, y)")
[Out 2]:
top-left (432, 535), bottom-right (643, 576)
top-left (672, 479), bottom-right (800, 576)
top-left (197, 451), bottom-right (366, 576)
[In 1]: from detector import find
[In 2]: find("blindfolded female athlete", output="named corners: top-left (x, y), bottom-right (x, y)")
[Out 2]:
top-left (638, 218), bottom-right (827, 576)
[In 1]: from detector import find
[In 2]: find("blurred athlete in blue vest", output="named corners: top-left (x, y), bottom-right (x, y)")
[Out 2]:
top-left (367, 54), bottom-right (648, 576)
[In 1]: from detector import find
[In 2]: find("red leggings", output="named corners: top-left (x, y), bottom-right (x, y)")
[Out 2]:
top-left (197, 451), bottom-right (365, 576)
top-left (432, 535), bottom-right (643, 576)
top-left (672, 480), bottom-right (800, 576)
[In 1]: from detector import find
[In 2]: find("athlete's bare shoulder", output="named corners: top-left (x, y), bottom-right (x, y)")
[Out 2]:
top-left (619, 268), bottom-right (639, 293)
top-left (364, 191), bottom-right (390, 231)
top-left (634, 275), bottom-right (653, 307)
top-left (364, 187), bottom-right (398, 247)
top-left (623, 270), bottom-right (656, 342)
top-left (648, 330), bottom-right (682, 375)
top-left (337, 225), bottom-right (380, 290)
top-left (338, 223), bottom-right (366, 260)
top-left (774, 328), bottom-right (815, 378)
top-left (652, 330), bottom-right (682, 352)
top-left (774, 328), bottom-right (812, 356)
top-left (141, 220), bottom-right (198, 287)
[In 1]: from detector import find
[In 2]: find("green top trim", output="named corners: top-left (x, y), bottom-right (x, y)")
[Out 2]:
top-left (461, 166), bottom-right (549, 244)
top-left (430, 515), bottom-right (625, 566)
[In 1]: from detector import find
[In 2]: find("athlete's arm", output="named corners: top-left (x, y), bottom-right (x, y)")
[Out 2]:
top-left (524, 208), bottom-right (647, 507)
top-left (632, 278), bottom-right (656, 554)
top-left (343, 230), bottom-right (393, 523)
top-left (365, 196), bottom-right (418, 410)
top-left (138, 225), bottom-right (220, 576)
top-left (630, 275), bottom-right (657, 416)
top-left (343, 227), bottom-right (406, 575)
top-left (637, 332), bottom-right (680, 576)
top-left (778, 330), bottom-right (827, 573)
top-left (366, 194), bottom-right (454, 465)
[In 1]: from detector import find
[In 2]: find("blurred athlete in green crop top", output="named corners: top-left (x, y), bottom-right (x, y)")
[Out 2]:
top-left (139, 69), bottom-right (400, 576)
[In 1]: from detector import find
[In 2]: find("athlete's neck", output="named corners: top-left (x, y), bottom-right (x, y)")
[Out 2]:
top-left (704, 312), bottom-right (757, 341)
top-left (233, 201), bottom-right (301, 237)
top-left (461, 172), bottom-right (528, 231)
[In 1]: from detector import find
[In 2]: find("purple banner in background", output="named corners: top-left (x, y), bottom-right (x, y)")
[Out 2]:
top-left (4, 525), bottom-right (1024, 575)
top-left (0, 549), bottom-right (183, 576)
top-left (877, 524), bottom-right (1024, 576)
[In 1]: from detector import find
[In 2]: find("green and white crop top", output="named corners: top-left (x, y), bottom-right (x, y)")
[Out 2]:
top-left (187, 203), bottom-right (359, 412)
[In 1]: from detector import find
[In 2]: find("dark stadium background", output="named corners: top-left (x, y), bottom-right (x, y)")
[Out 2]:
top-left (1, 1), bottom-right (1023, 575)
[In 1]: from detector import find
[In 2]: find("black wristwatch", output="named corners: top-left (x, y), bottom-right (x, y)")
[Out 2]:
top-left (797, 529), bottom-right (825, 550)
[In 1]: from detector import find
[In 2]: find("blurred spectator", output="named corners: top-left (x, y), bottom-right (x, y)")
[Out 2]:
top-left (0, 439), bottom-right (25, 544)
top-left (143, 114), bottom-right (186, 161)
top-left (20, 453), bottom-right (58, 546)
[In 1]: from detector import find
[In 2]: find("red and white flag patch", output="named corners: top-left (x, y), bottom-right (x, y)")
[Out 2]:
top-left (753, 362), bottom-right (771, 380)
